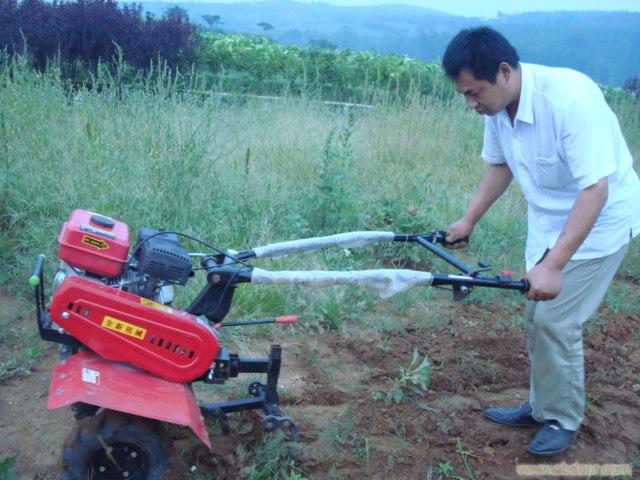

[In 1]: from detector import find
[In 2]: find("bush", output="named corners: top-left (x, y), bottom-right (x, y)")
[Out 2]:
top-left (197, 32), bottom-right (455, 102)
top-left (0, 0), bottom-right (200, 74)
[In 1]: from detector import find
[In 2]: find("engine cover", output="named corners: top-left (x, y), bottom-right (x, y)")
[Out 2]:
top-left (50, 276), bottom-right (220, 383)
top-left (57, 209), bottom-right (130, 277)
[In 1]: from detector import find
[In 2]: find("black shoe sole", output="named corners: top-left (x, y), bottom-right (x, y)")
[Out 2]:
top-left (483, 411), bottom-right (542, 428)
top-left (527, 445), bottom-right (570, 456)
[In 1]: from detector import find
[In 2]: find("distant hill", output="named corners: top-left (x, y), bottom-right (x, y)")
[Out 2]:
top-left (137, 1), bottom-right (640, 86)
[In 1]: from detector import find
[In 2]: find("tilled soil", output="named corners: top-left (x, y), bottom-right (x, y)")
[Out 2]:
top-left (1, 295), bottom-right (638, 479)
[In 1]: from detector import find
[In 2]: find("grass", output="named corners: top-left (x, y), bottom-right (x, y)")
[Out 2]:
top-left (238, 430), bottom-right (305, 480)
top-left (605, 282), bottom-right (640, 316)
top-left (0, 294), bottom-right (44, 382)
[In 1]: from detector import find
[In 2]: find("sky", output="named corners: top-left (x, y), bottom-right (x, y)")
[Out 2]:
top-left (192, 0), bottom-right (640, 18)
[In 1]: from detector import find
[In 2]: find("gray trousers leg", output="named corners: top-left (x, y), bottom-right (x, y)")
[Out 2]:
top-left (525, 243), bottom-right (628, 431)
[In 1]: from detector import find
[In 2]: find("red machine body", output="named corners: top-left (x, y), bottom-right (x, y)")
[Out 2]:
top-left (57, 209), bottom-right (130, 277)
top-left (47, 350), bottom-right (211, 447)
top-left (50, 276), bottom-right (220, 383)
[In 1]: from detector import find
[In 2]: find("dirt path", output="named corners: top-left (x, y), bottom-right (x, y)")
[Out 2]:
top-left (1, 294), bottom-right (638, 479)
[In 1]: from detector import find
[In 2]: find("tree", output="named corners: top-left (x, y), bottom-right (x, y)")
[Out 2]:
top-left (257, 21), bottom-right (273, 32)
top-left (202, 14), bottom-right (222, 31)
top-left (623, 76), bottom-right (639, 99)
top-left (163, 5), bottom-right (188, 22)
top-left (309, 38), bottom-right (337, 50)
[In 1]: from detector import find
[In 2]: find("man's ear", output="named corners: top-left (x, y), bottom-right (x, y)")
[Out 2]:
top-left (498, 62), bottom-right (512, 81)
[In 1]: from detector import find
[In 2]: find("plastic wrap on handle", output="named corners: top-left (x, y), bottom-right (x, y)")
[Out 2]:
top-left (251, 268), bottom-right (433, 298)
top-left (251, 231), bottom-right (396, 259)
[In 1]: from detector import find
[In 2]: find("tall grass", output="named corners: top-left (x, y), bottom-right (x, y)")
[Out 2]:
top-left (1, 54), bottom-right (638, 321)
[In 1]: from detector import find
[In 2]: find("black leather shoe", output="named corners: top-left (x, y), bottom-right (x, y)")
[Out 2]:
top-left (483, 401), bottom-right (542, 428)
top-left (527, 421), bottom-right (576, 456)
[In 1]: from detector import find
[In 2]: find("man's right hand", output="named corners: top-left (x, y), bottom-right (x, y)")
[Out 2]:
top-left (445, 218), bottom-right (474, 249)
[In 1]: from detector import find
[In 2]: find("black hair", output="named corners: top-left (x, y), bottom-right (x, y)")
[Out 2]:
top-left (442, 26), bottom-right (519, 83)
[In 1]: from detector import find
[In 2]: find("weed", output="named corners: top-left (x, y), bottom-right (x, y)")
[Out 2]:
top-left (305, 111), bottom-right (362, 234)
top-left (455, 439), bottom-right (475, 480)
top-left (386, 349), bottom-right (431, 404)
top-left (352, 433), bottom-right (376, 465)
top-left (389, 419), bottom-right (410, 451)
top-left (392, 291), bottom-right (415, 315)
top-left (434, 443), bottom-right (477, 480)
top-left (24, 345), bottom-right (44, 361)
top-left (435, 416), bottom-right (453, 434)
top-left (412, 399), bottom-right (437, 413)
top-left (0, 455), bottom-right (18, 480)
top-left (629, 447), bottom-right (640, 469)
top-left (436, 461), bottom-right (457, 479)
top-left (241, 430), bottom-right (305, 480)
top-left (584, 314), bottom-right (605, 336)
top-left (606, 282), bottom-right (640, 316)
top-left (323, 406), bottom-right (355, 447)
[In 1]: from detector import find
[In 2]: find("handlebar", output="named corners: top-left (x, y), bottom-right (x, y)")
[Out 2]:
top-left (188, 228), bottom-right (530, 322)
top-left (29, 254), bottom-right (45, 287)
top-left (432, 273), bottom-right (529, 292)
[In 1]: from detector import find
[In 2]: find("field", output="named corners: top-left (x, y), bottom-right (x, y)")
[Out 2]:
top-left (0, 54), bottom-right (639, 479)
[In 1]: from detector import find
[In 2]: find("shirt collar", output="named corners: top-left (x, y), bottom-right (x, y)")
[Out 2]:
top-left (514, 63), bottom-right (534, 125)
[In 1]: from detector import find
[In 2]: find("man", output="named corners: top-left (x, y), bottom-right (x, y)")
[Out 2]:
top-left (441, 27), bottom-right (640, 455)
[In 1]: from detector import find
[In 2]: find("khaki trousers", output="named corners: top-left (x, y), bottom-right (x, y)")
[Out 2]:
top-left (525, 243), bottom-right (629, 431)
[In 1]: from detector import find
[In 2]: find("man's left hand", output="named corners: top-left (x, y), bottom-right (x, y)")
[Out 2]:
top-left (525, 262), bottom-right (563, 301)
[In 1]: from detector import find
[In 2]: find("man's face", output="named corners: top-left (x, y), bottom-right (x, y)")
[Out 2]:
top-left (454, 65), bottom-right (513, 116)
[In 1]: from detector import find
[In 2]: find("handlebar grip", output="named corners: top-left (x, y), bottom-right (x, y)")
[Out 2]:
top-left (429, 229), bottom-right (469, 247)
top-left (520, 279), bottom-right (530, 293)
top-left (29, 254), bottom-right (45, 287)
top-left (444, 235), bottom-right (470, 247)
top-left (276, 315), bottom-right (299, 324)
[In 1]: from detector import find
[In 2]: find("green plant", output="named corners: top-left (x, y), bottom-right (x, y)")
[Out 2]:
top-left (606, 282), bottom-right (640, 316)
top-left (436, 461), bottom-right (455, 478)
top-left (387, 349), bottom-right (431, 404)
top-left (305, 111), bottom-right (361, 234)
top-left (455, 440), bottom-right (475, 480)
top-left (323, 407), bottom-right (355, 447)
top-left (0, 455), bottom-right (18, 480)
top-left (584, 314), bottom-right (605, 336)
top-left (241, 431), bottom-right (305, 480)
top-left (352, 433), bottom-right (375, 465)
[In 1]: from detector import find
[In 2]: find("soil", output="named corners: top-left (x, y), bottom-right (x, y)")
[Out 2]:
top-left (1, 290), bottom-right (639, 479)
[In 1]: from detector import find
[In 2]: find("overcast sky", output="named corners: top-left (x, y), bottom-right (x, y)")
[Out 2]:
top-left (197, 0), bottom-right (640, 18)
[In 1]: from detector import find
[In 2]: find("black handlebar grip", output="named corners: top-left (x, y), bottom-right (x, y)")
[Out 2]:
top-left (520, 278), bottom-right (530, 293)
top-left (444, 235), bottom-right (470, 247)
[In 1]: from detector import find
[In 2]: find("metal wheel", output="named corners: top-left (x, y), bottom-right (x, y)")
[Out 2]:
top-left (62, 410), bottom-right (174, 480)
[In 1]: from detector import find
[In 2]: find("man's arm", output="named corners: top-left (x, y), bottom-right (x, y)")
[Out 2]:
top-left (525, 177), bottom-right (609, 301)
top-left (446, 163), bottom-right (513, 248)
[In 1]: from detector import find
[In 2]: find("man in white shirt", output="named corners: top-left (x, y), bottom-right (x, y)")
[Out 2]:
top-left (441, 27), bottom-right (640, 456)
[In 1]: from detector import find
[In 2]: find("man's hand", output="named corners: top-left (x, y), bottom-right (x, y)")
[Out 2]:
top-left (525, 262), bottom-right (563, 301)
top-left (445, 218), bottom-right (474, 249)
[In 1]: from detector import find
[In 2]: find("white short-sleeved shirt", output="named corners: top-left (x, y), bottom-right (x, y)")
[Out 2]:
top-left (482, 63), bottom-right (640, 270)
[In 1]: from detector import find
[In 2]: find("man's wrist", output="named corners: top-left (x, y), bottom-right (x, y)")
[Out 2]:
top-left (461, 214), bottom-right (478, 229)
top-left (541, 249), bottom-right (569, 272)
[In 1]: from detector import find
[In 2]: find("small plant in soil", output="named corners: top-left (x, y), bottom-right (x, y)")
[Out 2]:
top-left (455, 439), bottom-right (476, 480)
top-left (388, 349), bottom-right (431, 404)
top-left (436, 461), bottom-right (456, 479)
top-left (240, 430), bottom-right (305, 480)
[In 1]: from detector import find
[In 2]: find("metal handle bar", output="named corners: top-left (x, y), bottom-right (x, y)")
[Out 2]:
top-left (432, 273), bottom-right (529, 293)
